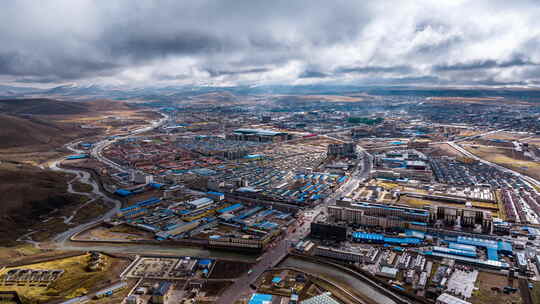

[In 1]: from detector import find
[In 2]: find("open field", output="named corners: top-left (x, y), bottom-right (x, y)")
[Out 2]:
top-left (76, 224), bottom-right (154, 242)
top-left (430, 143), bottom-right (466, 158)
top-left (531, 281), bottom-right (540, 304)
top-left (0, 162), bottom-right (80, 244)
top-left (0, 253), bottom-right (129, 303)
top-left (29, 199), bottom-right (111, 242)
top-left (209, 260), bottom-right (253, 279)
top-left (463, 145), bottom-right (540, 180)
top-left (72, 181), bottom-right (93, 193)
top-left (470, 271), bottom-right (522, 304)
top-left (0, 98), bottom-right (158, 164)
top-left (482, 131), bottom-right (531, 141)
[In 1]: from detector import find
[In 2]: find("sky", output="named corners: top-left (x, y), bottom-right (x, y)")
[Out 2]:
top-left (1, 0), bottom-right (540, 88)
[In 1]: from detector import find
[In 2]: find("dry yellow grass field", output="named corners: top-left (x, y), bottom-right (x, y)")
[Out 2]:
top-left (464, 145), bottom-right (540, 180)
top-left (0, 254), bottom-right (128, 303)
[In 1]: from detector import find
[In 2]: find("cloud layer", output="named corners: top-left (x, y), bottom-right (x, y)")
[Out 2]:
top-left (1, 0), bottom-right (540, 87)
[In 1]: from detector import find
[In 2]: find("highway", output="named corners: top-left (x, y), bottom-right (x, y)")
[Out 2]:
top-left (90, 112), bottom-right (169, 174)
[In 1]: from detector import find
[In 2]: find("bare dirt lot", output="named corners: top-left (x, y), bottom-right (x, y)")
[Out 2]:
top-left (463, 145), bottom-right (540, 180)
top-left (470, 271), bottom-right (522, 304)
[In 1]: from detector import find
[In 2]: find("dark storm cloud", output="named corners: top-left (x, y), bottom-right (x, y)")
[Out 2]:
top-left (299, 70), bottom-right (330, 78)
top-left (433, 56), bottom-right (538, 72)
top-left (1, 1), bottom-right (540, 86)
top-left (205, 68), bottom-right (271, 77)
top-left (0, 51), bottom-right (120, 80)
top-left (104, 31), bottom-right (237, 61)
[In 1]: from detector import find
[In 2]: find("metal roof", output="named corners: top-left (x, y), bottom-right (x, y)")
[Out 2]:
top-left (436, 293), bottom-right (472, 304)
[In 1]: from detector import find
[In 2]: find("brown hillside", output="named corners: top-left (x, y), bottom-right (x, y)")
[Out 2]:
top-left (0, 163), bottom-right (77, 244)
top-left (0, 98), bottom-right (89, 115)
top-left (0, 114), bottom-right (73, 149)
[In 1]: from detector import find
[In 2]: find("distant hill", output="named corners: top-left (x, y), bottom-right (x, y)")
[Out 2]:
top-left (85, 99), bottom-right (133, 112)
top-left (0, 98), bottom-right (89, 115)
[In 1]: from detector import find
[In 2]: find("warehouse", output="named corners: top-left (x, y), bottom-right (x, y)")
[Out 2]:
top-left (352, 232), bottom-right (423, 246)
top-left (423, 251), bottom-right (510, 270)
top-left (432, 246), bottom-right (477, 258)
top-left (186, 197), bottom-right (214, 210)
top-left (436, 293), bottom-right (471, 304)
top-left (228, 128), bottom-right (291, 142)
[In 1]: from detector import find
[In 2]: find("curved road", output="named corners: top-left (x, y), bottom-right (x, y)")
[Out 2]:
top-left (47, 111), bottom-right (169, 246)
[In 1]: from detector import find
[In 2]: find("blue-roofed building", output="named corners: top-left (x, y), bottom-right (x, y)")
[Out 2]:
top-left (66, 154), bottom-right (89, 160)
top-left (207, 191), bottom-right (225, 201)
top-left (115, 189), bottom-right (132, 197)
top-left (423, 250), bottom-right (510, 270)
top-left (352, 232), bottom-right (422, 245)
top-left (352, 232), bottom-right (385, 243)
top-left (149, 182), bottom-right (165, 189)
top-left (384, 237), bottom-right (422, 246)
top-left (198, 259), bottom-right (213, 269)
top-left (217, 203), bottom-right (243, 214)
top-left (432, 246), bottom-right (477, 258)
top-left (248, 293), bottom-right (273, 304)
top-left (152, 282), bottom-right (172, 304)
top-left (455, 236), bottom-right (512, 261)
top-left (245, 154), bottom-right (264, 160)
top-left (449, 243), bottom-right (477, 253)
top-left (95, 282), bottom-right (127, 298)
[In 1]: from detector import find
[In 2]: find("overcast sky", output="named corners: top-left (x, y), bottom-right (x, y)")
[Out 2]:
top-left (1, 0), bottom-right (540, 88)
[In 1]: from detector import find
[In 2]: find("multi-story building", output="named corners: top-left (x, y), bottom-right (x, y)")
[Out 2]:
top-left (313, 246), bottom-right (365, 263)
top-left (327, 143), bottom-right (356, 158)
top-left (328, 200), bottom-right (429, 230)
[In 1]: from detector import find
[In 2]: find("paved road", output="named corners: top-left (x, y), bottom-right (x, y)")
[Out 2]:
top-left (48, 112), bottom-right (169, 247)
top-left (216, 239), bottom-right (290, 304)
top-left (90, 112), bottom-right (169, 173)
top-left (448, 140), bottom-right (540, 190)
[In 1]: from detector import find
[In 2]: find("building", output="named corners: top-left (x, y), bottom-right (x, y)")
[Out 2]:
top-left (351, 128), bottom-right (372, 138)
top-left (126, 295), bottom-right (141, 304)
top-left (227, 128), bottom-right (290, 142)
top-left (248, 293), bottom-right (273, 304)
top-left (327, 143), bottom-right (356, 158)
top-left (300, 292), bottom-right (340, 304)
top-left (313, 246), bottom-right (366, 263)
top-left (430, 205), bottom-right (492, 232)
top-left (516, 252), bottom-right (528, 272)
top-left (164, 220), bottom-right (200, 237)
top-left (328, 200), bottom-right (429, 230)
top-left (186, 197), bottom-right (214, 210)
top-left (131, 171), bottom-right (154, 184)
top-left (152, 282), bottom-right (173, 304)
top-left (376, 266), bottom-right (398, 279)
top-left (171, 258), bottom-right (197, 276)
top-left (94, 282), bottom-right (127, 299)
top-left (207, 191), bottom-right (225, 201)
top-left (310, 222), bottom-right (347, 242)
top-left (436, 293), bottom-right (472, 304)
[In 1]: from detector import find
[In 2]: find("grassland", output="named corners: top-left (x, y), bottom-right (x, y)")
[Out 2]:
top-left (463, 145), bottom-right (540, 180)
top-left (430, 143), bottom-right (466, 158)
top-left (72, 181), bottom-right (93, 193)
top-left (0, 253), bottom-right (129, 303)
top-left (531, 281), bottom-right (540, 304)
